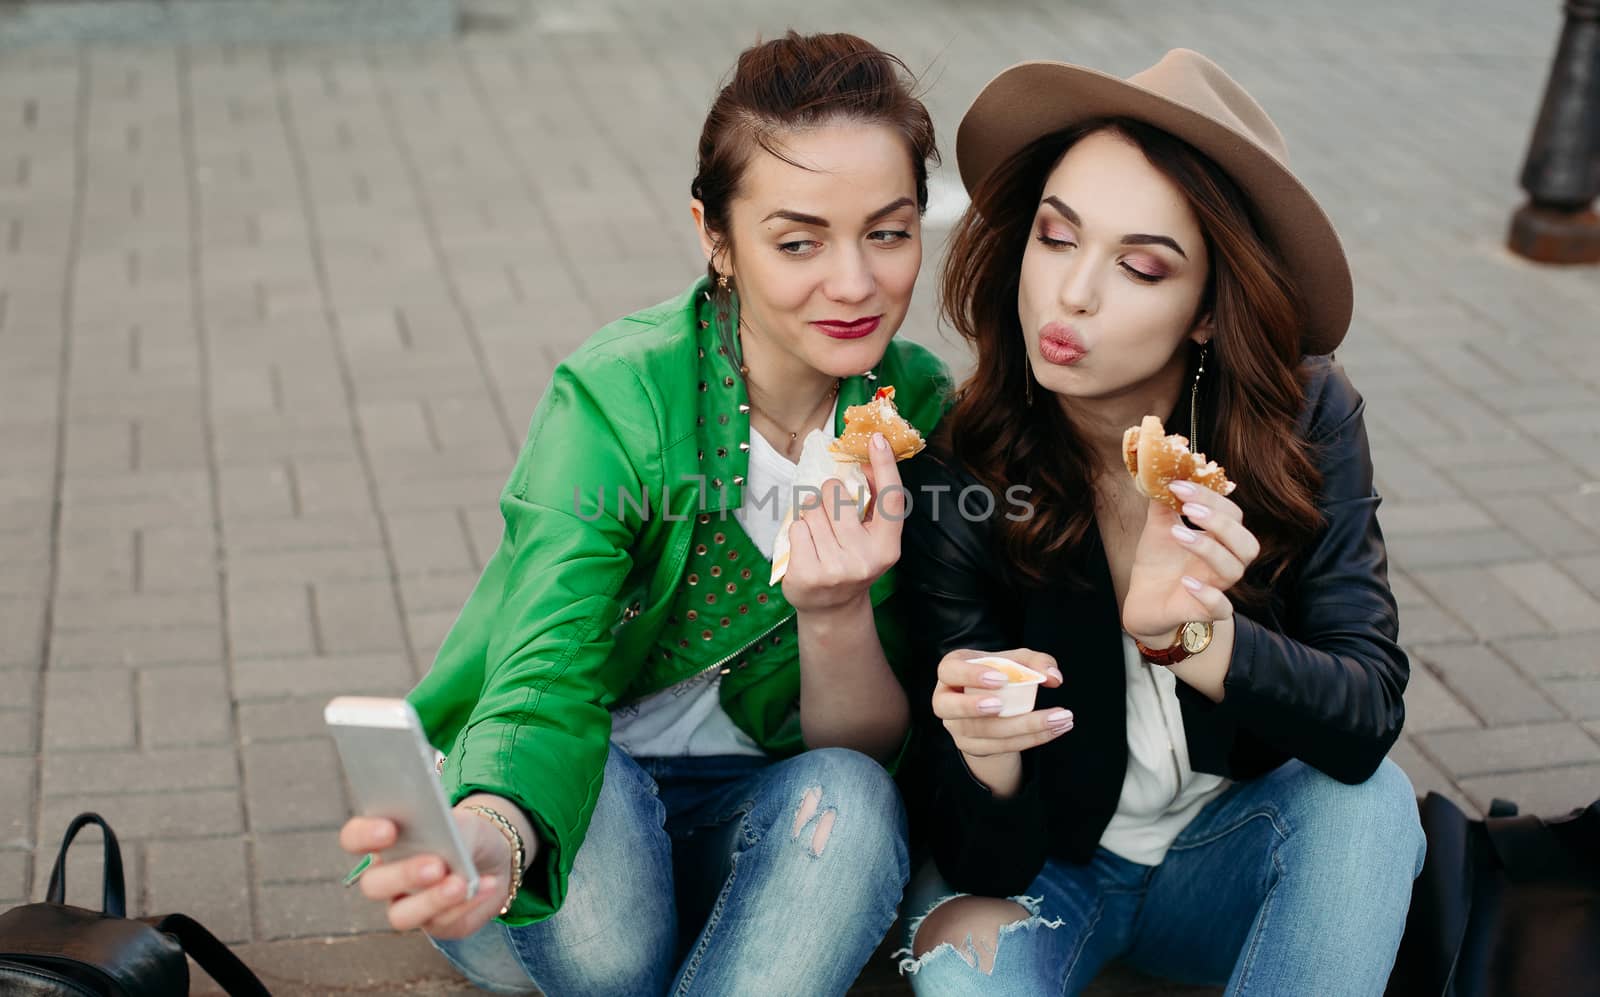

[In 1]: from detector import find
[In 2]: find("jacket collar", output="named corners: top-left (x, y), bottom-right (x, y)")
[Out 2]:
top-left (691, 283), bottom-right (881, 514)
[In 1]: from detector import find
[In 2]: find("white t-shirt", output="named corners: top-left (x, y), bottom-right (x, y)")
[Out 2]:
top-left (609, 403), bottom-right (838, 758)
top-left (1098, 633), bottom-right (1231, 865)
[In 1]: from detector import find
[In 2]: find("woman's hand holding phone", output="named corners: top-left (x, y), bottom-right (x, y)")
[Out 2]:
top-left (339, 793), bottom-right (538, 939)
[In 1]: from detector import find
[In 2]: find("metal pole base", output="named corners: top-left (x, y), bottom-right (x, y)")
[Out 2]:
top-left (1507, 203), bottom-right (1600, 264)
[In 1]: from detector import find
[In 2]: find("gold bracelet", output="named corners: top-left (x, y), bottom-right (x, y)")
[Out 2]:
top-left (463, 805), bottom-right (524, 917)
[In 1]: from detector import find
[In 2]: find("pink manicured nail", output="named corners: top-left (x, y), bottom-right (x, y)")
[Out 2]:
top-left (978, 698), bottom-right (1003, 713)
top-left (1182, 575), bottom-right (1204, 592)
top-left (1046, 710), bottom-right (1073, 725)
top-left (1168, 480), bottom-right (1196, 498)
top-left (872, 432), bottom-right (888, 451)
top-left (1181, 502), bottom-right (1210, 521)
top-left (1047, 668), bottom-right (1064, 683)
top-left (1171, 525), bottom-right (1198, 544)
top-left (981, 671), bottom-right (1007, 687)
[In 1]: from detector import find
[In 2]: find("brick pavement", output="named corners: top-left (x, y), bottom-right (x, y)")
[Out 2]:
top-left (3, 0), bottom-right (1599, 992)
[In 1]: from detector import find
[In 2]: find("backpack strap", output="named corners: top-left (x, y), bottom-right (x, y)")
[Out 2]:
top-left (44, 812), bottom-right (126, 917)
top-left (148, 914), bottom-right (272, 997)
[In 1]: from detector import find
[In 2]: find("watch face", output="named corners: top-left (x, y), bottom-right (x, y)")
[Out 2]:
top-left (1180, 621), bottom-right (1213, 653)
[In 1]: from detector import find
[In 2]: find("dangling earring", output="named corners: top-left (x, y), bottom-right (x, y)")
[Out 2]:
top-left (1188, 341), bottom-right (1209, 455)
top-left (1023, 353), bottom-right (1035, 407)
top-left (717, 272), bottom-right (730, 292)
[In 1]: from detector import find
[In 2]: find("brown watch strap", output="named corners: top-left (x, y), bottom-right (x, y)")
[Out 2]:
top-left (1133, 631), bottom-right (1192, 667)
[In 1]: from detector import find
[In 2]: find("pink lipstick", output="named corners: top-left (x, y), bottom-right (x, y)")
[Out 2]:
top-left (1039, 323), bottom-right (1086, 366)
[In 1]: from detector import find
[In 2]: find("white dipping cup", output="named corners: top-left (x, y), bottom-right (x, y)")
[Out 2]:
top-left (967, 655), bottom-right (1048, 718)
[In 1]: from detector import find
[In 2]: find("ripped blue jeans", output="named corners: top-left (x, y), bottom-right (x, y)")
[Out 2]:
top-left (432, 743), bottom-right (909, 996)
top-left (899, 758), bottom-right (1426, 996)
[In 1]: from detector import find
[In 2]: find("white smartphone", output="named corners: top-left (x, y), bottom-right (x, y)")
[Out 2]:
top-left (324, 696), bottom-right (479, 899)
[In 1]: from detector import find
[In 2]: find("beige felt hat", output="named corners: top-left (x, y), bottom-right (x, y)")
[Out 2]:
top-left (956, 48), bottom-right (1353, 354)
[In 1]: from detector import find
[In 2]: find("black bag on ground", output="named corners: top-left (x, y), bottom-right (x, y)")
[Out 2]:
top-left (0, 812), bottom-right (271, 996)
top-left (1386, 792), bottom-right (1600, 997)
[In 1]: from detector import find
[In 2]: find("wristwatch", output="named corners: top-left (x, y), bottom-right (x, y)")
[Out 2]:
top-left (1134, 621), bottom-right (1213, 666)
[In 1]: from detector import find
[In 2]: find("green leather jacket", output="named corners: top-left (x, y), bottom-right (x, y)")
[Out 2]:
top-left (409, 278), bottom-right (952, 922)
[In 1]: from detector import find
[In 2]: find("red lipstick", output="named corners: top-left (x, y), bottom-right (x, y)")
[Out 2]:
top-left (813, 316), bottom-right (881, 340)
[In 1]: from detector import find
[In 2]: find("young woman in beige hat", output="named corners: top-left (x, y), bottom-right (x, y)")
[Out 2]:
top-left (893, 49), bottom-right (1424, 994)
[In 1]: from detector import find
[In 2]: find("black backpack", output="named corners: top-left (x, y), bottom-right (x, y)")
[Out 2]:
top-left (1386, 793), bottom-right (1600, 997)
top-left (0, 813), bottom-right (271, 996)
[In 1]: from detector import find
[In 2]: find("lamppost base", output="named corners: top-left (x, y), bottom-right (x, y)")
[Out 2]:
top-left (1508, 203), bottom-right (1600, 264)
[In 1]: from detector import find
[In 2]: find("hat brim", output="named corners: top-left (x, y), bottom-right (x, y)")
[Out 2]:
top-left (956, 61), bottom-right (1353, 355)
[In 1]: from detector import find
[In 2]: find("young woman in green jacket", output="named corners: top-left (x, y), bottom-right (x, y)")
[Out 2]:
top-left (338, 31), bottom-right (951, 995)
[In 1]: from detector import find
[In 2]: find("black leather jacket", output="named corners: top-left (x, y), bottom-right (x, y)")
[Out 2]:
top-left (898, 356), bottom-right (1408, 898)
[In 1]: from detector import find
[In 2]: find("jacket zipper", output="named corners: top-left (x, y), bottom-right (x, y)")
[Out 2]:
top-left (708, 612), bottom-right (796, 676)
top-left (1144, 661), bottom-right (1185, 810)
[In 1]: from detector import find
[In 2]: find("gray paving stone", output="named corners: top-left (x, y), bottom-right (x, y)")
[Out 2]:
top-left (407, 609), bottom-right (458, 668)
top-left (52, 590), bottom-right (220, 632)
top-left (238, 697), bottom-right (334, 743)
top-left (314, 579), bottom-right (406, 656)
top-left (1480, 495), bottom-right (1600, 558)
top-left (49, 624), bottom-right (223, 670)
top-left (225, 547), bottom-right (392, 589)
top-left (1550, 492), bottom-right (1600, 541)
top-left (1416, 722), bottom-right (1600, 778)
top-left (42, 670), bottom-right (134, 750)
top-left (1562, 554), bottom-right (1600, 594)
top-left (386, 510), bottom-right (479, 578)
top-left (194, 932), bottom-right (467, 995)
top-left (41, 746), bottom-right (238, 798)
top-left (227, 584), bottom-right (318, 659)
top-left (0, 850), bottom-right (28, 906)
top-left (242, 737), bottom-right (347, 833)
top-left (0, 756), bottom-right (35, 849)
top-left (1410, 567), bottom-right (1548, 641)
top-left (1450, 461), bottom-right (1589, 497)
top-left (396, 572), bottom-right (479, 615)
top-left (1493, 634), bottom-right (1600, 681)
top-left (1377, 501), bottom-right (1494, 536)
top-left (145, 837), bottom-right (253, 943)
top-left (255, 828), bottom-right (359, 885)
top-left (0, 598), bottom-right (45, 669)
top-left (137, 526), bottom-right (220, 593)
top-left (39, 789), bottom-right (242, 842)
top-left (0, 709), bottom-right (37, 754)
top-left (139, 664), bottom-right (233, 747)
top-left (1543, 678), bottom-right (1600, 721)
top-left (1458, 764), bottom-right (1600, 818)
top-left (1489, 562), bottom-right (1600, 634)
top-left (1384, 529), bottom-right (1534, 570)
top-left (54, 529), bottom-right (136, 595)
top-left (1386, 737), bottom-right (1477, 817)
top-left (231, 652), bottom-right (412, 702)
top-left (255, 878), bottom-right (392, 941)
top-left (1411, 645), bottom-right (1559, 727)
top-left (1401, 656), bottom-right (1480, 732)
top-left (224, 514), bottom-right (384, 554)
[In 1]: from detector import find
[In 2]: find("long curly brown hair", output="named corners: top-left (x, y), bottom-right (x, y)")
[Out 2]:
top-left (939, 119), bottom-right (1324, 610)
